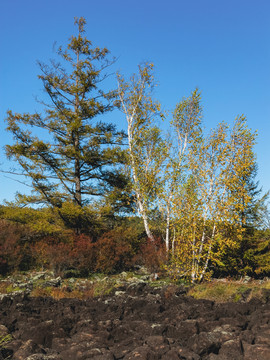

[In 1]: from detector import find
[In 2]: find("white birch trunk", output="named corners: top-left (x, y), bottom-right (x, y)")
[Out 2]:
top-left (172, 227), bottom-right (176, 256)
top-left (136, 190), bottom-right (155, 241)
top-left (118, 80), bottom-right (155, 242)
top-left (199, 224), bottom-right (216, 281)
top-left (165, 194), bottom-right (172, 252)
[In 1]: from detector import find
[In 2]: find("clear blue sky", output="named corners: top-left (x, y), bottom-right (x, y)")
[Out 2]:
top-left (1, 0), bottom-right (269, 203)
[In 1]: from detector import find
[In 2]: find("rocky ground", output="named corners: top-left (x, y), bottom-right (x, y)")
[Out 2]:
top-left (0, 276), bottom-right (270, 360)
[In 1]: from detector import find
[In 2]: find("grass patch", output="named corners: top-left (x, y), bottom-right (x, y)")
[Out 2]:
top-left (0, 281), bottom-right (12, 294)
top-left (0, 334), bottom-right (12, 348)
top-left (188, 279), bottom-right (270, 302)
top-left (0, 281), bottom-right (25, 294)
top-left (30, 277), bottom-right (118, 300)
top-left (0, 333), bottom-right (12, 359)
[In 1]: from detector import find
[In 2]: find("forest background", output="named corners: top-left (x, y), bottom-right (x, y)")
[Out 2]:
top-left (0, 1), bottom-right (269, 281)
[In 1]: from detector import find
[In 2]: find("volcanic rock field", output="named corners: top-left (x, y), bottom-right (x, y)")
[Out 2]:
top-left (0, 279), bottom-right (270, 360)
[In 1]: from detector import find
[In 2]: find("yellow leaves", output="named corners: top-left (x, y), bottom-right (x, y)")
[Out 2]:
top-left (167, 102), bottom-right (257, 281)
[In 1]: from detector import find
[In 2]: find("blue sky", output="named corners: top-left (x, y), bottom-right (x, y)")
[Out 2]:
top-left (1, 0), bottom-right (270, 203)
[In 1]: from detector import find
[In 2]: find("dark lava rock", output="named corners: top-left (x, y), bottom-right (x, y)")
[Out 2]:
top-left (0, 284), bottom-right (270, 359)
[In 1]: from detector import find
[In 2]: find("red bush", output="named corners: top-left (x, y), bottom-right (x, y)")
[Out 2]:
top-left (31, 237), bottom-right (73, 275)
top-left (137, 237), bottom-right (167, 273)
top-left (70, 234), bottom-right (96, 273)
top-left (95, 228), bottom-right (136, 273)
top-left (0, 220), bottom-right (24, 274)
top-left (31, 233), bottom-right (96, 275)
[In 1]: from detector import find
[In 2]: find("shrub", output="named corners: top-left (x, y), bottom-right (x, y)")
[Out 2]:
top-left (31, 237), bottom-right (73, 275)
top-left (70, 234), bottom-right (96, 274)
top-left (31, 233), bottom-right (96, 276)
top-left (95, 227), bottom-right (139, 273)
top-left (0, 220), bottom-right (25, 274)
top-left (136, 237), bottom-right (167, 273)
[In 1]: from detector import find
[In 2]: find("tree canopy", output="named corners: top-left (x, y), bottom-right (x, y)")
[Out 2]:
top-left (5, 17), bottom-right (126, 209)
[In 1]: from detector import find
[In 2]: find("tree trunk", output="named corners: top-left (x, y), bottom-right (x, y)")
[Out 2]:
top-left (74, 50), bottom-right (82, 208)
top-left (74, 155), bottom-right (82, 207)
top-left (165, 194), bottom-right (172, 252)
top-left (127, 118), bottom-right (155, 242)
top-left (199, 224), bottom-right (216, 281)
top-left (136, 190), bottom-right (155, 242)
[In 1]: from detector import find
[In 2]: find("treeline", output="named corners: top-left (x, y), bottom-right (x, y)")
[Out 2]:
top-left (1, 18), bottom-right (270, 281)
top-left (0, 205), bottom-right (164, 276)
top-left (0, 205), bottom-right (269, 278)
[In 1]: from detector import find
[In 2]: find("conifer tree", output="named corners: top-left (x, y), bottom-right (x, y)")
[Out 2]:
top-left (5, 18), bottom-right (126, 209)
top-left (237, 163), bottom-right (268, 229)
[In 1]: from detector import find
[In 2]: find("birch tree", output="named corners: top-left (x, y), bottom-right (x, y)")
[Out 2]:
top-left (170, 114), bottom-right (257, 282)
top-left (160, 89), bottom-right (203, 252)
top-left (117, 64), bottom-right (166, 241)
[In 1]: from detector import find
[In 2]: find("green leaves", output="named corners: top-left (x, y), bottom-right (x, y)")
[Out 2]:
top-left (5, 18), bottom-right (126, 215)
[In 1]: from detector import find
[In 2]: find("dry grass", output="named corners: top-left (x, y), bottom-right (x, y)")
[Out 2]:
top-left (32, 285), bottom-right (93, 299)
top-left (29, 278), bottom-right (117, 300)
top-left (188, 279), bottom-right (270, 302)
top-left (0, 280), bottom-right (24, 294)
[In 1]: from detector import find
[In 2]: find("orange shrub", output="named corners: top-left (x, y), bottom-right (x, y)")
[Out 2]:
top-left (95, 227), bottom-right (137, 273)
top-left (70, 234), bottom-right (96, 273)
top-left (137, 237), bottom-right (167, 273)
top-left (31, 233), bottom-right (96, 275)
top-left (31, 237), bottom-right (73, 275)
top-left (0, 220), bottom-right (24, 274)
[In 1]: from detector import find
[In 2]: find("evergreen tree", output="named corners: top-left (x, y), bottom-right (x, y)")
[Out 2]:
top-left (5, 18), bottom-right (126, 210)
top-left (240, 163), bottom-right (269, 229)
